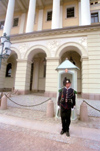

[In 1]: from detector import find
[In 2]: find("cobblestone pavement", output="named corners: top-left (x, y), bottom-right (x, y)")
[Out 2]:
top-left (0, 107), bottom-right (100, 129)
top-left (0, 93), bottom-right (100, 151)
top-left (5, 93), bottom-right (100, 117)
top-left (0, 122), bottom-right (100, 151)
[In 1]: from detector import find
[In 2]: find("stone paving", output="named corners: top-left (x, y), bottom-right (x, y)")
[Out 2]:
top-left (0, 123), bottom-right (100, 151)
top-left (5, 93), bottom-right (100, 117)
top-left (0, 93), bottom-right (100, 151)
top-left (0, 110), bottom-right (100, 151)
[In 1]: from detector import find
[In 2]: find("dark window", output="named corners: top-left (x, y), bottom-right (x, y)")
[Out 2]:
top-left (91, 13), bottom-right (99, 23)
top-left (67, 7), bottom-right (74, 18)
top-left (13, 18), bottom-right (19, 27)
top-left (43, 59), bottom-right (46, 78)
top-left (0, 21), bottom-right (5, 29)
top-left (47, 11), bottom-right (52, 21)
top-left (6, 63), bottom-right (12, 77)
top-left (91, 3), bottom-right (93, 5)
top-left (44, 64), bottom-right (46, 78)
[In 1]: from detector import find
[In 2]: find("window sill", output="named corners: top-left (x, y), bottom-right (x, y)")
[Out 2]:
top-left (65, 17), bottom-right (77, 20)
top-left (91, 22), bottom-right (100, 25)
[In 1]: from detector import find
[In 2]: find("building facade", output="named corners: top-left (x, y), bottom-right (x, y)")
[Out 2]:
top-left (0, 0), bottom-right (100, 100)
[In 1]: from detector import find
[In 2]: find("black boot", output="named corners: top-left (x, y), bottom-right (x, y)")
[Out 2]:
top-left (66, 131), bottom-right (70, 137)
top-left (60, 130), bottom-right (65, 135)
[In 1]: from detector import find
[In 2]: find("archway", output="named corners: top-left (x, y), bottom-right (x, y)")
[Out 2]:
top-left (4, 50), bottom-right (18, 91)
top-left (61, 51), bottom-right (81, 94)
top-left (26, 47), bottom-right (47, 93)
top-left (56, 42), bottom-right (88, 94)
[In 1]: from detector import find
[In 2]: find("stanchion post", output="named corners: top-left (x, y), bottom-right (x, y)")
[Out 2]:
top-left (46, 100), bottom-right (54, 117)
top-left (7, 92), bottom-right (11, 97)
top-left (1, 95), bottom-right (7, 110)
top-left (0, 92), bottom-right (3, 106)
top-left (80, 101), bottom-right (88, 122)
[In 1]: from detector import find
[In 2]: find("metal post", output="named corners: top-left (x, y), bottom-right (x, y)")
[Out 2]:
top-left (0, 44), bottom-right (4, 69)
top-left (0, 33), bottom-right (11, 69)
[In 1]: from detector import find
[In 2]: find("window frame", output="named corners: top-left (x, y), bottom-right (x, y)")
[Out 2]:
top-left (5, 63), bottom-right (12, 77)
top-left (91, 11), bottom-right (99, 23)
top-left (0, 20), bottom-right (5, 30)
top-left (46, 10), bottom-right (52, 21)
top-left (66, 5), bottom-right (76, 19)
top-left (13, 17), bottom-right (19, 27)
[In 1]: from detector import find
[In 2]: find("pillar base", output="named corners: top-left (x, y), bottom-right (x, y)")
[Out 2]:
top-left (14, 90), bottom-right (30, 95)
top-left (44, 91), bottom-right (57, 98)
top-left (82, 93), bottom-right (100, 100)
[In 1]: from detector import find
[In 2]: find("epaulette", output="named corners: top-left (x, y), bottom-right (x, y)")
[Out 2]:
top-left (58, 87), bottom-right (64, 92)
top-left (74, 90), bottom-right (77, 94)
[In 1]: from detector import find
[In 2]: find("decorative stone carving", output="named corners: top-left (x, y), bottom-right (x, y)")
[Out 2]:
top-left (47, 40), bottom-right (60, 57)
top-left (19, 43), bottom-right (30, 59)
top-left (79, 37), bottom-right (87, 48)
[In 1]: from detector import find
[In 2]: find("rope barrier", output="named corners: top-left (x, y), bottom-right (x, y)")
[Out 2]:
top-left (5, 94), bottom-right (51, 107)
top-left (83, 100), bottom-right (100, 112)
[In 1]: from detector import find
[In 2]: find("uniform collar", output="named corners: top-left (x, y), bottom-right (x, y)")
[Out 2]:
top-left (65, 86), bottom-right (71, 90)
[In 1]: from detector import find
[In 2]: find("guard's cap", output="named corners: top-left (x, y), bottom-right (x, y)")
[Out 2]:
top-left (66, 79), bottom-right (71, 84)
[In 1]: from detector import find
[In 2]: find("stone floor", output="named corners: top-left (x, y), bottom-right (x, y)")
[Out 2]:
top-left (0, 93), bottom-right (100, 151)
top-left (0, 110), bottom-right (100, 151)
top-left (4, 93), bottom-right (100, 117)
top-left (0, 122), bottom-right (100, 151)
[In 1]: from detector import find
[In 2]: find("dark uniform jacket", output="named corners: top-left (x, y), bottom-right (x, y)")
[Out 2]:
top-left (58, 87), bottom-right (76, 109)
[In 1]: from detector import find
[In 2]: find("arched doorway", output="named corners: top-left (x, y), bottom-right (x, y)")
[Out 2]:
top-left (61, 51), bottom-right (81, 94)
top-left (55, 42), bottom-right (88, 95)
top-left (4, 51), bottom-right (17, 90)
top-left (30, 53), bottom-right (46, 92)
top-left (26, 47), bottom-right (47, 93)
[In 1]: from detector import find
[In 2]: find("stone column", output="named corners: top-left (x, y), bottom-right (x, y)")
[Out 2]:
top-left (14, 60), bottom-right (31, 94)
top-left (60, 5), bottom-right (63, 28)
top-left (45, 58), bottom-right (60, 97)
top-left (52, 0), bottom-right (60, 29)
top-left (32, 59), bottom-right (39, 92)
top-left (26, 0), bottom-right (36, 33)
top-left (81, 57), bottom-right (89, 99)
top-left (81, 0), bottom-right (91, 25)
top-left (19, 13), bottom-right (26, 34)
top-left (37, 9), bottom-right (43, 31)
top-left (79, 1), bottom-right (81, 25)
top-left (3, 0), bottom-right (15, 36)
top-left (99, 10), bottom-right (100, 22)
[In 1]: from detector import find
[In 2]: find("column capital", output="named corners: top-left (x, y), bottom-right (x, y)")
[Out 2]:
top-left (16, 59), bottom-right (32, 64)
top-left (80, 56), bottom-right (89, 62)
top-left (46, 57), bottom-right (60, 61)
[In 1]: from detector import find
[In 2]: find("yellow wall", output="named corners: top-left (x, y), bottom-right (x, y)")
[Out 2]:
top-left (42, 5), bottom-right (52, 30)
top-left (1, 0), bottom-right (100, 36)
top-left (11, 12), bottom-right (21, 35)
top-left (0, 14), bottom-right (6, 36)
top-left (90, 3), bottom-right (100, 11)
top-left (63, 0), bottom-right (79, 27)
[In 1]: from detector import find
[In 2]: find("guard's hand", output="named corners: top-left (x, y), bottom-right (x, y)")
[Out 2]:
top-left (57, 106), bottom-right (60, 110)
top-left (72, 106), bottom-right (76, 110)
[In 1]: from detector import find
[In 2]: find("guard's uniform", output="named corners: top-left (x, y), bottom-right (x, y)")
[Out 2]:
top-left (58, 87), bottom-right (76, 132)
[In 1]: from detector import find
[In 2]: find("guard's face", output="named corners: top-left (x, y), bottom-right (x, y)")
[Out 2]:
top-left (66, 83), bottom-right (71, 88)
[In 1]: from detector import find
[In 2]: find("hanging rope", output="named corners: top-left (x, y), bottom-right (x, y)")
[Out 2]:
top-left (83, 100), bottom-right (100, 112)
top-left (5, 94), bottom-right (51, 107)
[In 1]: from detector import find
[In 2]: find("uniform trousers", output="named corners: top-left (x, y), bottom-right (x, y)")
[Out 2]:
top-left (61, 107), bottom-right (71, 132)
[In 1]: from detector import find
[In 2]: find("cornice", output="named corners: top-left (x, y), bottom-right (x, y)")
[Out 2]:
top-left (9, 24), bottom-right (100, 43)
